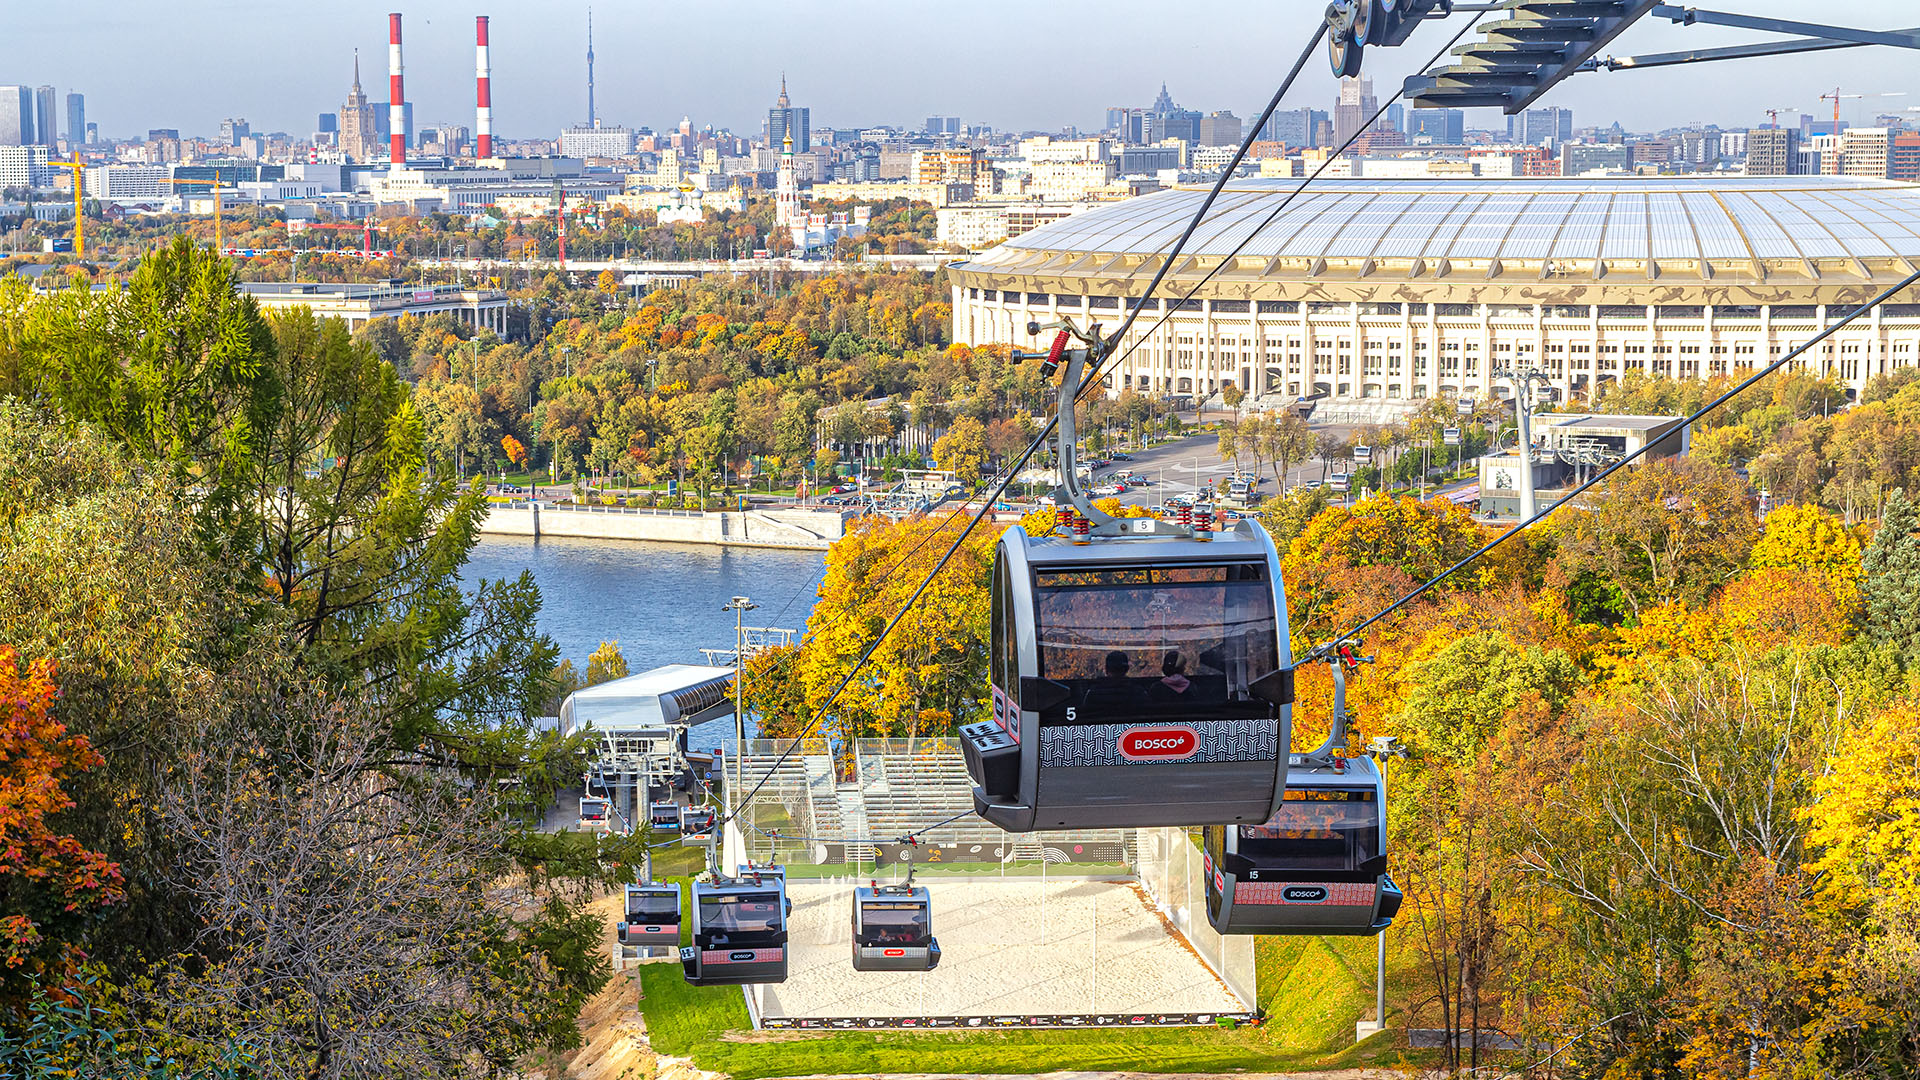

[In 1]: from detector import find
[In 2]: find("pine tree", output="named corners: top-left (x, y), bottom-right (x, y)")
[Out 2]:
top-left (1863, 488), bottom-right (1920, 656)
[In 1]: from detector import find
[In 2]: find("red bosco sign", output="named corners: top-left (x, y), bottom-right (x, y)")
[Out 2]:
top-left (1117, 726), bottom-right (1200, 762)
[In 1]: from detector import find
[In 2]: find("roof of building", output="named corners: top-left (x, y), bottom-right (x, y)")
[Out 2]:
top-left (955, 176), bottom-right (1920, 289)
top-left (558, 663), bottom-right (735, 737)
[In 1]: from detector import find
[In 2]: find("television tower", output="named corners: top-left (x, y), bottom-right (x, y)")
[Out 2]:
top-left (585, 8), bottom-right (596, 126)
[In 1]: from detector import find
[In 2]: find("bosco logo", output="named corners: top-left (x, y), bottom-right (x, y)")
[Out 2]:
top-left (1118, 725), bottom-right (1199, 761)
top-left (1282, 886), bottom-right (1328, 903)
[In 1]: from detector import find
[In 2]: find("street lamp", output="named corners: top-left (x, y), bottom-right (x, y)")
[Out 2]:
top-left (721, 596), bottom-right (759, 819)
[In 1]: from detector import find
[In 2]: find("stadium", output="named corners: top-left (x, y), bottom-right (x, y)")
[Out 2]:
top-left (948, 176), bottom-right (1920, 410)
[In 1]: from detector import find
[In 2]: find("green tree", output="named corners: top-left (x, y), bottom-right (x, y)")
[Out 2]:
top-left (1864, 488), bottom-right (1920, 656)
top-left (1556, 459), bottom-right (1759, 619)
top-left (1396, 630), bottom-right (1580, 765)
top-left (22, 236), bottom-right (278, 549)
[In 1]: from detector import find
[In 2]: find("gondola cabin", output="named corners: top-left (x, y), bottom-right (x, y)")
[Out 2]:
top-left (649, 801), bottom-right (682, 832)
top-left (850, 884), bottom-right (940, 972)
top-left (680, 805), bottom-right (717, 847)
top-left (577, 796), bottom-right (611, 831)
top-left (966, 520), bottom-right (1294, 831)
top-left (618, 883), bottom-right (683, 949)
top-left (680, 877), bottom-right (789, 985)
top-left (1201, 758), bottom-right (1401, 936)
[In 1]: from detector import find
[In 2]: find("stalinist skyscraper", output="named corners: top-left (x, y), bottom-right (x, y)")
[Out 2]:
top-left (338, 51), bottom-right (379, 162)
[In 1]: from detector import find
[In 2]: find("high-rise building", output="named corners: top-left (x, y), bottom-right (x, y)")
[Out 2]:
top-left (766, 75), bottom-right (810, 152)
top-left (1198, 111), bottom-right (1242, 147)
top-left (559, 122), bottom-right (634, 158)
top-left (1746, 127), bottom-right (1802, 176)
top-left (1408, 108), bottom-right (1464, 143)
top-left (220, 118), bottom-right (251, 147)
top-left (316, 112), bottom-right (338, 134)
top-left (1145, 83), bottom-right (1199, 143)
top-left (1259, 107), bottom-right (1314, 147)
top-left (64, 92), bottom-right (83, 146)
top-left (33, 86), bottom-right (56, 147)
top-left (1563, 143), bottom-right (1635, 175)
top-left (1333, 76), bottom-right (1377, 148)
top-left (1385, 103), bottom-right (1405, 134)
top-left (1514, 106), bottom-right (1574, 147)
top-left (0, 145), bottom-right (52, 188)
top-left (925, 116), bottom-right (961, 136)
top-left (338, 51), bottom-right (379, 161)
top-left (0, 86), bottom-right (31, 146)
top-left (1893, 133), bottom-right (1920, 182)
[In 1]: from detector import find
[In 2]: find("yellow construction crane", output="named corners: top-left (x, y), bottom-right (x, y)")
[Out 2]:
top-left (163, 168), bottom-right (226, 253)
top-left (69, 156), bottom-right (83, 256)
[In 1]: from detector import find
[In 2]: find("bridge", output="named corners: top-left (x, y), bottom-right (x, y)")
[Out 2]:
top-left (415, 252), bottom-right (955, 280)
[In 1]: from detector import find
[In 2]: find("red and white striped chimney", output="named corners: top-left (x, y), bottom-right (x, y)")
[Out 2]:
top-left (475, 16), bottom-right (493, 159)
top-left (387, 12), bottom-right (407, 166)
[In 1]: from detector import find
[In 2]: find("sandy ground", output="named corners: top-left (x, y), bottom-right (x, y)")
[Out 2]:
top-left (757, 879), bottom-right (1245, 1019)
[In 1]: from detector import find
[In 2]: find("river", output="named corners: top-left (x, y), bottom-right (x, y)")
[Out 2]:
top-left (461, 535), bottom-right (828, 747)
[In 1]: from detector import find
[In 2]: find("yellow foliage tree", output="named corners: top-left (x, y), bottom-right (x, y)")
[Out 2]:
top-left (1749, 502), bottom-right (1865, 614)
top-left (1804, 697), bottom-right (1920, 906)
top-left (595, 268), bottom-right (620, 294)
top-left (585, 640), bottom-right (629, 686)
top-left (789, 514), bottom-right (994, 740)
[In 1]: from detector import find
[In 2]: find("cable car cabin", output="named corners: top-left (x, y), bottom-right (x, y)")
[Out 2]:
top-left (577, 796), bottom-right (611, 831)
top-left (680, 878), bottom-right (789, 985)
top-left (1201, 759), bottom-right (1402, 936)
top-left (618, 883), bottom-right (683, 949)
top-left (966, 521), bottom-right (1294, 831)
top-left (649, 801), bottom-right (682, 832)
top-left (680, 805), bottom-right (717, 847)
top-left (850, 884), bottom-right (940, 972)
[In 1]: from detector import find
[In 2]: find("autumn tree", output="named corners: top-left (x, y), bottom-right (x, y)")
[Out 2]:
top-left (585, 640), bottom-right (630, 686)
top-left (1556, 459), bottom-right (1759, 619)
top-left (0, 650), bottom-right (123, 1004)
top-left (788, 514), bottom-right (993, 740)
top-left (932, 415), bottom-right (988, 486)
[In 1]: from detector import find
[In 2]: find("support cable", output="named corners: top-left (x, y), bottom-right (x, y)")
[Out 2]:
top-left (720, 9), bottom-right (1482, 828)
top-left (1298, 266), bottom-right (1920, 666)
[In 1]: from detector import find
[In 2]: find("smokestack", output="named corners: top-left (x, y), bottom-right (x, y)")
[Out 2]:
top-left (387, 12), bottom-right (407, 166)
top-left (475, 16), bottom-right (493, 159)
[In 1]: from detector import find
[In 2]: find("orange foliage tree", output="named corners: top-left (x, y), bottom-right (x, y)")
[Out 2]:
top-left (0, 648), bottom-right (123, 997)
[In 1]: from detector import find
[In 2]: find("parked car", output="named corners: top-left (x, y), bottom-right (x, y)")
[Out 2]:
top-left (1110, 453), bottom-right (1133, 461)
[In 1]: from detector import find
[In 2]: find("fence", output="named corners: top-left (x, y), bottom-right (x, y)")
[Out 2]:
top-left (1135, 826), bottom-right (1259, 1010)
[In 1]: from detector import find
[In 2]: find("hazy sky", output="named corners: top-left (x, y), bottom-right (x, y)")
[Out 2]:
top-left (10, 1), bottom-right (1920, 140)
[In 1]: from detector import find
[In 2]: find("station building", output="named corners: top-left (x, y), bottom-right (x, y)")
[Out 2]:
top-left (948, 176), bottom-right (1920, 409)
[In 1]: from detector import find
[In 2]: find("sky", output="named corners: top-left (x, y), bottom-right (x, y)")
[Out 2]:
top-left (8, 1), bottom-right (1920, 141)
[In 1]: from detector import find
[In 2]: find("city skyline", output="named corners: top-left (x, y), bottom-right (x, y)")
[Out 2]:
top-left (9, 0), bottom-right (1920, 142)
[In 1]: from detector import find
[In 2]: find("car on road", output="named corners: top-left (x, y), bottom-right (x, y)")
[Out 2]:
top-left (1110, 453), bottom-right (1132, 461)
top-left (830, 484), bottom-right (856, 494)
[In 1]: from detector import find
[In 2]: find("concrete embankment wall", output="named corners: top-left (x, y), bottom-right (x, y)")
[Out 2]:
top-left (480, 502), bottom-right (846, 550)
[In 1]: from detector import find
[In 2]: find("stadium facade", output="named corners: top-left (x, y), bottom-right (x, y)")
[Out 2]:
top-left (948, 177), bottom-right (1920, 406)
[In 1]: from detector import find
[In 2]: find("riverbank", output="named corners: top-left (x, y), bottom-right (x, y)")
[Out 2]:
top-left (480, 502), bottom-right (848, 550)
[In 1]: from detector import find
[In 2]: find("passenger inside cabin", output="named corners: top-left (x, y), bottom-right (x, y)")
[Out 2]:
top-left (1082, 650), bottom-right (1144, 712)
top-left (1151, 651), bottom-right (1191, 701)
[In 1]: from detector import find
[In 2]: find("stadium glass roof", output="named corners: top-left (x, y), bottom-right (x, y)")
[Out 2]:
top-left (968, 177), bottom-right (1920, 283)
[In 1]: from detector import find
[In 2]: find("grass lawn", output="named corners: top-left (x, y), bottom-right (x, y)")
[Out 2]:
top-left (632, 874), bottom-right (1443, 1078)
top-left (637, 961), bottom-right (1430, 1079)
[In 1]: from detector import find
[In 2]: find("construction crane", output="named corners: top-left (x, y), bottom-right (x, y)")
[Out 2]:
top-left (162, 168), bottom-right (226, 254)
top-left (1764, 107), bottom-right (1802, 130)
top-left (1819, 89), bottom-right (1908, 132)
top-left (69, 156), bottom-right (83, 256)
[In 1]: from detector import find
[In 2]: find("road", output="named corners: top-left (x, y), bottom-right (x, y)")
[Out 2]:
top-left (1089, 428), bottom-right (1361, 508)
